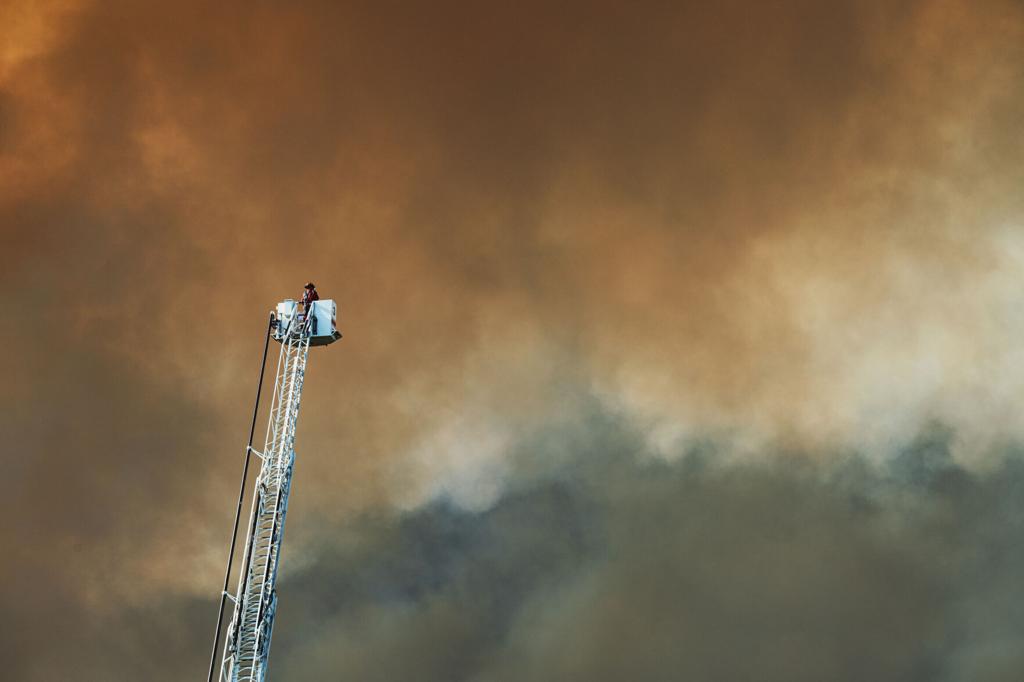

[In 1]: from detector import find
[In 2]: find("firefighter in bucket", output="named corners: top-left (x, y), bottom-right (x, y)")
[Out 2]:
top-left (301, 282), bottom-right (319, 334)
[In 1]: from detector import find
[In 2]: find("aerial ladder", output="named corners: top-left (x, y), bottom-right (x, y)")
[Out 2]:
top-left (207, 295), bottom-right (341, 682)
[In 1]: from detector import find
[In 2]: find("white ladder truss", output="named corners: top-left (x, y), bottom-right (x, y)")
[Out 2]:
top-left (219, 320), bottom-right (311, 682)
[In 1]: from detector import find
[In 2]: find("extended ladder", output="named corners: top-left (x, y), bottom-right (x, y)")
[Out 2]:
top-left (219, 314), bottom-right (310, 682)
top-left (207, 298), bottom-right (339, 682)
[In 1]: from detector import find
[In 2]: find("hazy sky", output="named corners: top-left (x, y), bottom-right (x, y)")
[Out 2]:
top-left (3, 1), bottom-right (1024, 679)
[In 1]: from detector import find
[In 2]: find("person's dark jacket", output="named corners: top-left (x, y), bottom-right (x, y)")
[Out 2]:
top-left (302, 288), bottom-right (320, 310)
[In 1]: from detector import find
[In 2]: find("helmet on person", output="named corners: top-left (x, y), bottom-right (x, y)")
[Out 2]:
top-left (304, 282), bottom-right (316, 289)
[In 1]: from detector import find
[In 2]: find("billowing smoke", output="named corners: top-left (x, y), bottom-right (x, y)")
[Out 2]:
top-left (2, 0), bottom-right (1024, 679)
top-left (273, 413), bottom-right (1024, 682)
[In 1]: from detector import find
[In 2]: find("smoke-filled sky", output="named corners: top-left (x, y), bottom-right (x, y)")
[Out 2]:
top-left (3, 0), bottom-right (1024, 679)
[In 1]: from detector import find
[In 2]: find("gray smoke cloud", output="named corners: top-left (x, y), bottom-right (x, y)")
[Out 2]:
top-left (260, 407), bottom-right (1024, 682)
top-left (16, 403), bottom-right (1024, 680)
